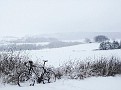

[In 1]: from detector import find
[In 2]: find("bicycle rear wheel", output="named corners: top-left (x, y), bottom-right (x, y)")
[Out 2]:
top-left (18, 71), bottom-right (35, 87)
top-left (48, 70), bottom-right (56, 83)
top-left (43, 70), bottom-right (56, 83)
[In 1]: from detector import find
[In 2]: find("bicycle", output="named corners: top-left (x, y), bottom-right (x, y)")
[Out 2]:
top-left (17, 60), bottom-right (56, 87)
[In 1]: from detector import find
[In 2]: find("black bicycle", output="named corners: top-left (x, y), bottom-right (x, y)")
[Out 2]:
top-left (17, 60), bottom-right (56, 87)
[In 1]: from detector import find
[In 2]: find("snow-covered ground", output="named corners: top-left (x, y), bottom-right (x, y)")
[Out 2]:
top-left (26, 43), bottom-right (121, 67)
top-left (0, 43), bottom-right (121, 90)
top-left (0, 76), bottom-right (121, 90)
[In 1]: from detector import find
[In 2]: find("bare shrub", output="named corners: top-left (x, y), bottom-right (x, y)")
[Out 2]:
top-left (0, 50), bottom-right (121, 85)
top-left (55, 56), bottom-right (121, 80)
top-left (0, 51), bottom-right (30, 84)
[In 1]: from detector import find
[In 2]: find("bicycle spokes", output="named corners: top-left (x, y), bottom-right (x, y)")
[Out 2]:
top-left (18, 72), bottom-right (35, 87)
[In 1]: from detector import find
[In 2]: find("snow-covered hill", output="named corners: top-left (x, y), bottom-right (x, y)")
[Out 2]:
top-left (27, 43), bottom-right (121, 67)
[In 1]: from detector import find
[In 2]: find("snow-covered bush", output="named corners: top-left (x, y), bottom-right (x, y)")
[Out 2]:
top-left (0, 51), bottom-right (121, 85)
top-left (119, 41), bottom-right (121, 49)
top-left (99, 41), bottom-right (112, 50)
top-left (99, 41), bottom-right (120, 50)
top-left (111, 41), bottom-right (120, 49)
top-left (0, 51), bottom-right (31, 84)
top-left (55, 56), bottom-right (121, 79)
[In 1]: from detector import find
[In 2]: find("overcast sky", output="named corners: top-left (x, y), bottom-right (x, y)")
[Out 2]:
top-left (0, 0), bottom-right (121, 37)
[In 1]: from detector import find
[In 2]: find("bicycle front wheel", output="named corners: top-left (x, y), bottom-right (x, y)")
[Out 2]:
top-left (18, 71), bottom-right (35, 87)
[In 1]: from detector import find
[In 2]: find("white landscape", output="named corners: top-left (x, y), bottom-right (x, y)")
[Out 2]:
top-left (28, 43), bottom-right (121, 67)
top-left (0, 42), bottom-right (121, 90)
top-left (0, 0), bottom-right (121, 90)
top-left (0, 76), bottom-right (121, 90)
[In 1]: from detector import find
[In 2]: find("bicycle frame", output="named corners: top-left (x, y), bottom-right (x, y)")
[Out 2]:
top-left (25, 60), bottom-right (48, 80)
top-left (18, 60), bottom-right (55, 86)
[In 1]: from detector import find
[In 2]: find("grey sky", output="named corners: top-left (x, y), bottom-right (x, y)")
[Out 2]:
top-left (0, 0), bottom-right (121, 37)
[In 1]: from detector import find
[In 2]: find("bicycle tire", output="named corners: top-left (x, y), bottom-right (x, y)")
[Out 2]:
top-left (43, 70), bottom-right (56, 83)
top-left (17, 71), bottom-right (35, 87)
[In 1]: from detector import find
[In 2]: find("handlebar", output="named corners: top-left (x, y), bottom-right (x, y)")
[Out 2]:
top-left (24, 60), bottom-right (48, 68)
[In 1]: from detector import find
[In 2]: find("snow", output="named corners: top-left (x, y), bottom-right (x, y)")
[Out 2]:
top-left (0, 76), bottom-right (121, 90)
top-left (27, 43), bottom-right (121, 67)
top-left (0, 43), bottom-right (121, 90)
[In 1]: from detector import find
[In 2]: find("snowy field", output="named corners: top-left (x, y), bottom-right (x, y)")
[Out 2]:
top-left (27, 43), bottom-right (121, 67)
top-left (0, 76), bottom-right (121, 90)
top-left (0, 43), bottom-right (121, 90)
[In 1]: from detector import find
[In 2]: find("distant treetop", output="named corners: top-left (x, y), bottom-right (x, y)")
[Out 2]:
top-left (94, 35), bottom-right (109, 42)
